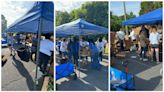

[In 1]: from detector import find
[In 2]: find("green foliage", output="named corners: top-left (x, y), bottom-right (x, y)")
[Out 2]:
top-left (110, 1), bottom-right (162, 32)
top-left (56, 2), bottom-right (108, 28)
top-left (56, 11), bottom-right (70, 26)
top-left (140, 1), bottom-right (162, 15)
top-left (110, 11), bottom-right (136, 32)
top-left (1, 14), bottom-right (7, 33)
top-left (48, 79), bottom-right (54, 91)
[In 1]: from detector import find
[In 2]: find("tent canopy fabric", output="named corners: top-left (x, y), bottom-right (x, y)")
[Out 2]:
top-left (56, 18), bottom-right (108, 37)
top-left (123, 8), bottom-right (162, 25)
top-left (6, 2), bottom-right (54, 34)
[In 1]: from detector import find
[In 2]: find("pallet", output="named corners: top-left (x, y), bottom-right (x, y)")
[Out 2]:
top-left (115, 52), bottom-right (126, 58)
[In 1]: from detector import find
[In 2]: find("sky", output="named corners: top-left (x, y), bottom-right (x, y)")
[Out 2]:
top-left (55, 1), bottom-right (85, 13)
top-left (1, 1), bottom-right (34, 26)
top-left (110, 1), bottom-right (141, 16)
top-left (2, 1), bottom-right (141, 26)
top-left (1, 1), bottom-right (85, 27)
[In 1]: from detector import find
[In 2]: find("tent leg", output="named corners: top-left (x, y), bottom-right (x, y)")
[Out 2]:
top-left (78, 30), bottom-right (81, 78)
top-left (34, 18), bottom-right (42, 90)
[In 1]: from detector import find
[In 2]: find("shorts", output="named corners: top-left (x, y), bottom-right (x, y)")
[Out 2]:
top-left (132, 39), bottom-right (136, 42)
top-left (150, 44), bottom-right (159, 48)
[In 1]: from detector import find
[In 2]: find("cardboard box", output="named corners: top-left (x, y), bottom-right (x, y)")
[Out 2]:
top-left (80, 47), bottom-right (90, 56)
top-left (116, 52), bottom-right (126, 58)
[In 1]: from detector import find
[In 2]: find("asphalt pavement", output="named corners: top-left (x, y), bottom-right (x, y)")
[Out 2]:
top-left (2, 47), bottom-right (43, 91)
top-left (56, 59), bottom-right (109, 91)
top-left (111, 51), bottom-right (163, 91)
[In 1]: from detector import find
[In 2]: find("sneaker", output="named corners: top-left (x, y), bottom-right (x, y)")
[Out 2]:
top-left (143, 58), bottom-right (148, 62)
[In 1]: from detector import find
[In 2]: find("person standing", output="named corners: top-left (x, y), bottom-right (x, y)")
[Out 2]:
top-left (15, 34), bottom-right (21, 44)
top-left (89, 39), bottom-right (101, 70)
top-left (72, 37), bottom-right (79, 67)
top-left (80, 37), bottom-right (89, 61)
top-left (7, 33), bottom-right (15, 56)
top-left (129, 27), bottom-right (137, 51)
top-left (31, 34), bottom-right (38, 61)
top-left (139, 30), bottom-right (148, 61)
top-left (116, 28), bottom-right (125, 51)
top-left (39, 34), bottom-right (54, 73)
top-left (57, 38), bottom-right (62, 57)
top-left (149, 26), bottom-right (160, 63)
top-left (96, 37), bottom-right (105, 62)
top-left (60, 38), bottom-right (68, 58)
top-left (67, 38), bottom-right (74, 62)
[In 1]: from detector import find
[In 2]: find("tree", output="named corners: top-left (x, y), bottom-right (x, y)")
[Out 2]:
top-left (110, 11), bottom-right (136, 31)
top-left (79, 2), bottom-right (108, 28)
top-left (69, 8), bottom-right (86, 21)
top-left (56, 2), bottom-right (108, 28)
top-left (1, 15), bottom-right (7, 33)
top-left (139, 1), bottom-right (162, 15)
top-left (56, 11), bottom-right (70, 26)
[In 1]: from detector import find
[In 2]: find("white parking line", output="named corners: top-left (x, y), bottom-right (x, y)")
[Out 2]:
top-left (127, 59), bottom-right (152, 68)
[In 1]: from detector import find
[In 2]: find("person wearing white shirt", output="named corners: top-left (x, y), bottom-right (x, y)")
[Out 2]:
top-left (129, 27), bottom-right (137, 51)
top-left (97, 38), bottom-right (105, 61)
top-left (129, 29), bottom-right (136, 41)
top-left (103, 37), bottom-right (107, 44)
top-left (7, 33), bottom-right (15, 56)
top-left (117, 29), bottom-right (125, 51)
top-left (149, 26), bottom-right (160, 63)
top-left (80, 38), bottom-right (89, 47)
top-left (39, 34), bottom-right (54, 73)
top-left (60, 38), bottom-right (68, 58)
top-left (80, 38), bottom-right (89, 61)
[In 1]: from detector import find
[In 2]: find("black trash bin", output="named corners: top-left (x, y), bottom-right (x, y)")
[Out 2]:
top-left (17, 47), bottom-right (30, 62)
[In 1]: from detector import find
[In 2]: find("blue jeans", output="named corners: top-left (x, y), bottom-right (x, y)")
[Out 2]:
top-left (68, 52), bottom-right (73, 62)
top-left (61, 51), bottom-right (67, 57)
top-left (38, 52), bottom-right (50, 73)
top-left (140, 47), bottom-right (147, 58)
top-left (99, 51), bottom-right (103, 61)
top-left (91, 52), bottom-right (101, 70)
top-left (73, 53), bottom-right (78, 66)
top-left (120, 40), bottom-right (124, 51)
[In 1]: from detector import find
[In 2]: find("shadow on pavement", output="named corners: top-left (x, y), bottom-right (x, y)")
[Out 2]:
top-left (135, 76), bottom-right (162, 90)
top-left (80, 64), bottom-right (108, 91)
top-left (57, 78), bottom-right (97, 91)
top-left (12, 56), bottom-right (34, 90)
top-left (111, 52), bottom-right (162, 91)
top-left (56, 62), bottom-right (108, 91)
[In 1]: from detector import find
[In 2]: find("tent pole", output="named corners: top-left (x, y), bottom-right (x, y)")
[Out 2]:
top-left (34, 17), bottom-right (42, 89)
top-left (78, 28), bottom-right (81, 78)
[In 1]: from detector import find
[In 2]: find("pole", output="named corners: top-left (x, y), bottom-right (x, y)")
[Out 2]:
top-left (123, 2), bottom-right (128, 35)
top-left (34, 17), bottom-right (42, 89)
top-left (78, 28), bottom-right (81, 78)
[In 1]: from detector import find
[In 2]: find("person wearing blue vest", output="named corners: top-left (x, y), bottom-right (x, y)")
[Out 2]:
top-left (67, 37), bottom-right (74, 62)
top-left (15, 34), bottom-right (21, 44)
top-left (72, 37), bottom-right (79, 67)
top-left (89, 39), bottom-right (101, 70)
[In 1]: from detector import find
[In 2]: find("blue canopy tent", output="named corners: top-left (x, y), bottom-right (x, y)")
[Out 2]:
top-left (56, 18), bottom-right (108, 36)
top-left (5, 2), bottom-right (54, 88)
top-left (56, 18), bottom-right (108, 77)
top-left (6, 2), bottom-right (54, 33)
top-left (123, 8), bottom-right (162, 25)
